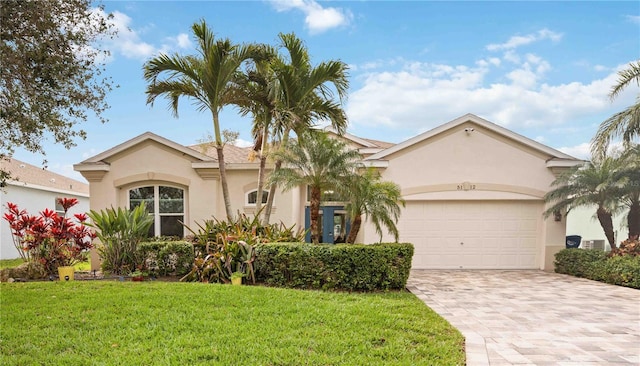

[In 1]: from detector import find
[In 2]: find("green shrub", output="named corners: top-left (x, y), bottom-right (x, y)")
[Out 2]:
top-left (181, 238), bottom-right (256, 284)
top-left (554, 248), bottom-right (607, 277)
top-left (181, 213), bottom-right (303, 284)
top-left (555, 248), bottom-right (640, 289)
top-left (255, 243), bottom-right (414, 291)
top-left (138, 241), bottom-right (194, 276)
top-left (186, 212), bottom-right (305, 248)
top-left (87, 203), bottom-right (154, 275)
top-left (586, 255), bottom-right (640, 289)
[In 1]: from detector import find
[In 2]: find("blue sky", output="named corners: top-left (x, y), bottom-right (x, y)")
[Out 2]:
top-left (12, 0), bottom-right (640, 182)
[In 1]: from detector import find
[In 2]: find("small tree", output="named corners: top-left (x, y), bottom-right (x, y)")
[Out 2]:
top-left (269, 131), bottom-right (361, 244)
top-left (616, 145), bottom-right (640, 237)
top-left (544, 157), bottom-right (624, 250)
top-left (343, 169), bottom-right (405, 243)
top-left (144, 20), bottom-right (257, 220)
top-left (3, 198), bottom-right (95, 274)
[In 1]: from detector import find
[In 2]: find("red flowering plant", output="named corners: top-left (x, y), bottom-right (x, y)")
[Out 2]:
top-left (3, 198), bottom-right (95, 274)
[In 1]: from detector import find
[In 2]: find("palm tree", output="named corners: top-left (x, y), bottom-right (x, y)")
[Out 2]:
top-left (143, 20), bottom-right (257, 220)
top-left (592, 60), bottom-right (640, 157)
top-left (263, 33), bottom-right (350, 224)
top-left (343, 168), bottom-right (405, 244)
top-left (544, 157), bottom-right (625, 249)
top-left (233, 45), bottom-right (279, 220)
top-left (268, 131), bottom-right (361, 244)
top-left (617, 145), bottom-right (640, 237)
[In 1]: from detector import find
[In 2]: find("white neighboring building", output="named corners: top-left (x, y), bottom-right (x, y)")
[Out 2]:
top-left (1, 158), bottom-right (89, 259)
top-left (566, 206), bottom-right (629, 251)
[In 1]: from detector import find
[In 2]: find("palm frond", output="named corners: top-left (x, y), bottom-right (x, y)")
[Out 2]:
top-left (591, 98), bottom-right (640, 158)
top-left (610, 60), bottom-right (640, 100)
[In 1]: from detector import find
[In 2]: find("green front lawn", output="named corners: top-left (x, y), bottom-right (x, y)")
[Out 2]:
top-left (0, 282), bottom-right (464, 365)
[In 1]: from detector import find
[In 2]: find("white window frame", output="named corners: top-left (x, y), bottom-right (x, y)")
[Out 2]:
top-left (128, 185), bottom-right (185, 237)
top-left (245, 189), bottom-right (270, 206)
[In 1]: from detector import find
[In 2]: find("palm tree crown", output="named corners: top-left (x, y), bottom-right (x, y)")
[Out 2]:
top-left (544, 157), bottom-right (626, 249)
top-left (269, 131), bottom-right (361, 244)
top-left (262, 33), bottom-right (350, 224)
top-left (343, 168), bottom-right (405, 243)
top-left (143, 20), bottom-right (258, 219)
top-left (592, 60), bottom-right (640, 157)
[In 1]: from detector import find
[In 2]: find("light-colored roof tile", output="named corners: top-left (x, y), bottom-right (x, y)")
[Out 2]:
top-left (2, 158), bottom-right (89, 195)
top-left (187, 143), bottom-right (255, 164)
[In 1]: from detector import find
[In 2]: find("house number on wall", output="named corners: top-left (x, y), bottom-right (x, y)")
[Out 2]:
top-left (456, 182), bottom-right (476, 191)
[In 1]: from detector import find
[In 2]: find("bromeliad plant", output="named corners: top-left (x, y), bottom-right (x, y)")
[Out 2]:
top-left (3, 198), bottom-right (95, 274)
top-left (86, 203), bottom-right (154, 275)
top-left (180, 212), bottom-right (301, 284)
top-left (181, 237), bottom-right (256, 284)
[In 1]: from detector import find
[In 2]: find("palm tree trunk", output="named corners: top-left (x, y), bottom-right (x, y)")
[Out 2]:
top-left (346, 214), bottom-right (362, 244)
top-left (263, 160), bottom-right (279, 224)
top-left (213, 113), bottom-right (234, 221)
top-left (596, 206), bottom-right (617, 250)
top-left (310, 186), bottom-right (321, 244)
top-left (255, 154), bottom-right (267, 217)
top-left (254, 117), bottom-right (270, 223)
top-left (264, 128), bottom-right (291, 224)
top-left (628, 197), bottom-right (640, 238)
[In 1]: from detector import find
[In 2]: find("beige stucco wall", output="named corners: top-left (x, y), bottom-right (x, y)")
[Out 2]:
top-left (81, 140), bottom-right (301, 270)
top-left (359, 121), bottom-right (569, 270)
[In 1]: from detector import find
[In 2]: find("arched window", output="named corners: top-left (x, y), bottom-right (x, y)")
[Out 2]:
top-left (129, 185), bottom-right (184, 237)
top-left (246, 190), bottom-right (269, 205)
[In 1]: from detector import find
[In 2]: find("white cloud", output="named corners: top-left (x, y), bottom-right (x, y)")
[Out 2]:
top-left (346, 58), bottom-right (631, 132)
top-left (81, 148), bottom-right (98, 160)
top-left (557, 141), bottom-right (626, 160)
top-left (270, 0), bottom-right (352, 34)
top-left (486, 28), bottom-right (563, 51)
top-left (233, 138), bottom-right (254, 148)
top-left (557, 142), bottom-right (591, 160)
top-left (626, 15), bottom-right (640, 24)
top-left (47, 162), bottom-right (88, 183)
top-left (92, 9), bottom-right (193, 61)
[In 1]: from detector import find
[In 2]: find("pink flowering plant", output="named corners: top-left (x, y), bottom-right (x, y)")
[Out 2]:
top-left (3, 198), bottom-right (95, 274)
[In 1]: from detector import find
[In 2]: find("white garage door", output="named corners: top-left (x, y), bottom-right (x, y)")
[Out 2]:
top-left (400, 201), bottom-right (542, 269)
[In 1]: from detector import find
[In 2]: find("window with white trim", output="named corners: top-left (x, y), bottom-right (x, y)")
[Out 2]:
top-left (246, 190), bottom-right (269, 205)
top-left (129, 185), bottom-right (184, 237)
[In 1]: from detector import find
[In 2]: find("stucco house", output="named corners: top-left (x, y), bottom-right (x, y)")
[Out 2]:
top-left (74, 113), bottom-right (582, 270)
top-left (1, 158), bottom-right (90, 259)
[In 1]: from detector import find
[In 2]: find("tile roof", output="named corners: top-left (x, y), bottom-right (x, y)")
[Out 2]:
top-left (2, 158), bottom-right (89, 195)
top-left (187, 143), bottom-right (256, 164)
top-left (360, 137), bottom-right (395, 149)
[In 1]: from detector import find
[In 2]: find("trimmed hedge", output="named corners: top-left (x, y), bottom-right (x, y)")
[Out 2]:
top-left (554, 249), bottom-right (640, 289)
top-left (138, 241), bottom-right (194, 276)
top-left (254, 242), bottom-right (414, 291)
top-left (587, 256), bottom-right (640, 289)
top-left (554, 248), bottom-right (607, 278)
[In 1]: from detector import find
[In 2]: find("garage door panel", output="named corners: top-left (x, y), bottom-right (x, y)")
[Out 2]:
top-left (402, 201), bottom-right (541, 269)
top-left (520, 219), bottom-right (538, 231)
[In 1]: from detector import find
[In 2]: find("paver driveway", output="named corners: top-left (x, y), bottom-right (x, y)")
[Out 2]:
top-left (407, 270), bottom-right (640, 366)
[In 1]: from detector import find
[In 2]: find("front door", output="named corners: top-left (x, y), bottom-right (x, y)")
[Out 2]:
top-left (305, 206), bottom-right (350, 243)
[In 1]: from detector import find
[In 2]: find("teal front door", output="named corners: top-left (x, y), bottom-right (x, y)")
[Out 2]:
top-left (304, 206), bottom-right (350, 243)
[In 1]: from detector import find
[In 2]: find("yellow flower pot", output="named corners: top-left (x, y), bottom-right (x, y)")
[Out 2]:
top-left (58, 266), bottom-right (75, 281)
